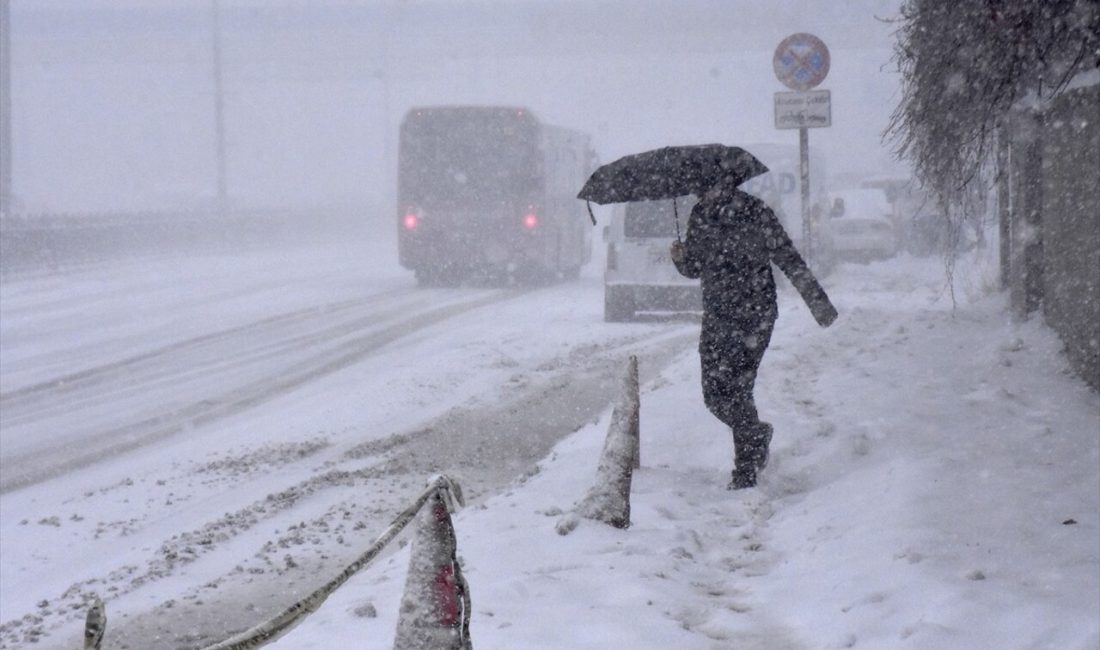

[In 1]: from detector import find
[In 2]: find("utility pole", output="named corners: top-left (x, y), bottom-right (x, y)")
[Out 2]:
top-left (211, 0), bottom-right (227, 213)
top-left (1, 0), bottom-right (12, 216)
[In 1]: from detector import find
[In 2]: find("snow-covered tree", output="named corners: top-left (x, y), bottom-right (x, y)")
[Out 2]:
top-left (887, 0), bottom-right (1098, 204)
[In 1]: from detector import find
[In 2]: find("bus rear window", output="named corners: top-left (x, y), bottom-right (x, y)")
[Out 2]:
top-left (400, 111), bottom-right (538, 204)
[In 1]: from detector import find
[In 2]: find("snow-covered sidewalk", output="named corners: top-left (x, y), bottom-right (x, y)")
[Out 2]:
top-left (274, 255), bottom-right (1100, 649)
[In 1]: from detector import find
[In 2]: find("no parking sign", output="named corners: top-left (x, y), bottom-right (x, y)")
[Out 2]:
top-left (773, 33), bottom-right (830, 91)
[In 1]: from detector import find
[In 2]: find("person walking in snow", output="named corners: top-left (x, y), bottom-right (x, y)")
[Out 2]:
top-left (671, 179), bottom-right (837, 489)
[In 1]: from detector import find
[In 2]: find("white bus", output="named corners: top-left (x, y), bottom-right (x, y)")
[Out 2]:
top-left (397, 106), bottom-right (595, 286)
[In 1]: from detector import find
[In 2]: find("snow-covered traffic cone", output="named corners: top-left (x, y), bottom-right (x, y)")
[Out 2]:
top-left (562, 355), bottom-right (640, 532)
top-left (393, 481), bottom-right (471, 650)
top-left (84, 596), bottom-right (105, 650)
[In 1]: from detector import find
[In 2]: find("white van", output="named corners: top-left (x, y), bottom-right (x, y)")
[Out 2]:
top-left (823, 188), bottom-right (899, 262)
top-left (602, 197), bottom-right (701, 321)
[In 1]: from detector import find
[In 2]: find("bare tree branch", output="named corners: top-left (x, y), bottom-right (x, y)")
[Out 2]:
top-left (886, 0), bottom-right (1099, 205)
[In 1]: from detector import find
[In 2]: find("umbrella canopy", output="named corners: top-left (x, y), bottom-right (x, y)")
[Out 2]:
top-left (577, 144), bottom-right (769, 205)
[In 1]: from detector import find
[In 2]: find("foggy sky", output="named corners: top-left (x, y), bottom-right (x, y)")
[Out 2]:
top-left (6, 0), bottom-right (908, 214)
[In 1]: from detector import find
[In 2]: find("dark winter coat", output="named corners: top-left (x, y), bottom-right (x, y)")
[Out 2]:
top-left (673, 189), bottom-right (834, 326)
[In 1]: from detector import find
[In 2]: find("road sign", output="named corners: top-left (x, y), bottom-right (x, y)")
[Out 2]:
top-left (773, 33), bottom-right (830, 91)
top-left (774, 90), bottom-right (831, 129)
top-left (772, 33), bottom-right (831, 263)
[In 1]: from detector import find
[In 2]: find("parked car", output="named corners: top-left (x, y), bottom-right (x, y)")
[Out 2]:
top-left (603, 197), bottom-right (700, 321)
top-left (824, 189), bottom-right (899, 262)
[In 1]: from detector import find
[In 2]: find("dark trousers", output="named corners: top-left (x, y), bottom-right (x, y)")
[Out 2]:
top-left (699, 315), bottom-right (775, 431)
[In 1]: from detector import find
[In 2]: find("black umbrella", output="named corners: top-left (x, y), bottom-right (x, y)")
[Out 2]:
top-left (578, 144), bottom-right (768, 205)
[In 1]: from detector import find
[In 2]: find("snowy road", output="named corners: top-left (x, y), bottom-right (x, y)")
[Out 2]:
top-left (0, 237), bottom-right (697, 648)
top-left (0, 284), bottom-right (518, 491)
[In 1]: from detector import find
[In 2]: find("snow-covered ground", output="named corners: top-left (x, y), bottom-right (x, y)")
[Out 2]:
top-left (1, 238), bottom-right (1097, 649)
top-left (274, 253), bottom-right (1100, 649)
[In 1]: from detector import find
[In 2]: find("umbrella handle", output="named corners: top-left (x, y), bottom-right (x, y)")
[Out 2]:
top-left (585, 201), bottom-right (596, 226)
top-left (674, 200), bottom-right (682, 243)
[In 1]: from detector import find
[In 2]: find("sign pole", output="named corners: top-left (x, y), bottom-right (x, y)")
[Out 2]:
top-left (800, 126), bottom-right (811, 261)
top-left (773, 32), bottom-right (831, 265)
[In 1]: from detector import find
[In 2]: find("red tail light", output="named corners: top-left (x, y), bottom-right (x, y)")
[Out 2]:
top-left (403, 213), bottom-right (418, 230)
top-left (523, 213), bottom-right (538, 229)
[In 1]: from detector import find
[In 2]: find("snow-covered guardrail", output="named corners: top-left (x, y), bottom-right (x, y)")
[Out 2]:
top-left (82, 475), bottom-right (469, 650)
top-left (0, 208), bottom-right (362, 275)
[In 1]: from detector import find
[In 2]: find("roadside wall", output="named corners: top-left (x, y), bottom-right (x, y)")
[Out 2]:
top-left (1040, 84), bottom-right (1100, 390)
top-left (1003, 83), bottom-right (1100, 391)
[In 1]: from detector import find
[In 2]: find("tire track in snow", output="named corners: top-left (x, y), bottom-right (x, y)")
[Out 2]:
top-left (0, 289), bottom-right (406, 409)
top-left (0, 288), bottom-right (519, 494)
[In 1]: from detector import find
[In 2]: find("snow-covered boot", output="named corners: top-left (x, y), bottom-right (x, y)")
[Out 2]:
top-left (728, 422), bottom-right (773, 490)
top-left (728, 462), bottom-right (757, 490)
top-left (751, 421), bottom-right (773, 470)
